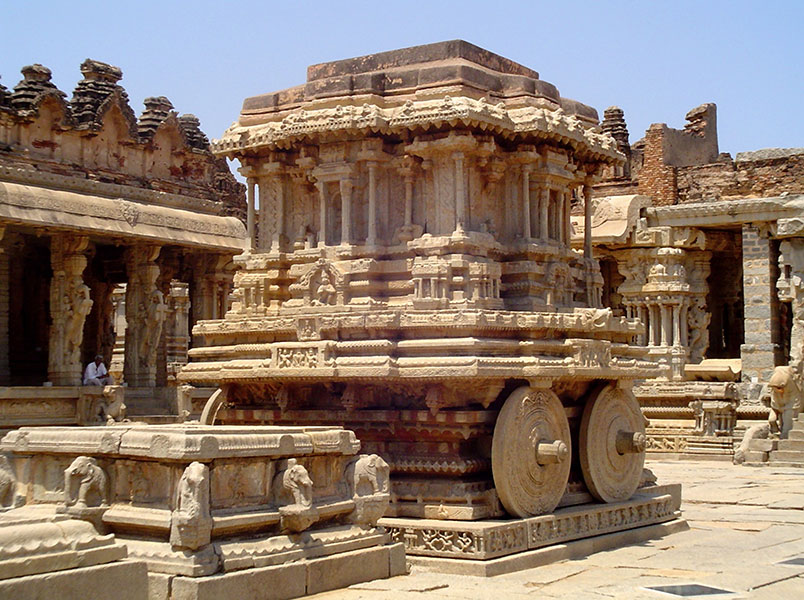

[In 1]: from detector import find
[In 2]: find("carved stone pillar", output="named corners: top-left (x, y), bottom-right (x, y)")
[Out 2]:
top-left (521, 165), bottom-right (531, 239)
top-left (340, 178), bottom-right (353, 245)
top-left (660, 304), bottom-right (670, 346)
top-left (86, 279), bottom-right (116, 370)
top-left (367, 162), bottom-right (378, 246)
top-left (258, 164), bottom-right (286, 253)
top-left (563, 190), bottom-right (571, 245)
top-left (189, 255), bottom-right (234, 326)
top-left (124, 245), bottom-right (165, 387)
top-left (672, 304), bottom-right (682, 347)
top-left (316, 181), bottom-right (328, 248)
top-left (0, 227), bottom-right (7, 385)
top-left (650, 304), bottom-right (660, 346)
top-left (540, 186), bottom-right (550, 241)
top-left (404, 173), bottom-right (414, 227)
top-left (639, 304), bottom-right (648, 346)
top-left (680, 302), bottom-right (689, 347)
top-left (453, 152), bottom-right (466, 233)
top-left (165, 281), bottom-right (190, 384)
top-left (246, 177), bottom-right (256, 251)
top-left (48, 234), bottom-right (92, 386)
top-left (582, 184), bottom-right (592, 259)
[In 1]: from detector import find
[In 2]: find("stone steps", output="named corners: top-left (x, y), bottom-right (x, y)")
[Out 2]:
top-left (769, 450), bottom-right (804, 462)
top-left (768, 413), bottom-right (804, 466)
top-left (778, 439), bottom-right (804, 451)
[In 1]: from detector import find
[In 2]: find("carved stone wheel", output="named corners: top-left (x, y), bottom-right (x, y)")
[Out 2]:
top-left (579, 383), bottom-right (646, 503)
top-left (491, 386), bottom-right (571, 518)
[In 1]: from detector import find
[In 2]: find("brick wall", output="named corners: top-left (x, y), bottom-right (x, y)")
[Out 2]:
top-left (636, 125), bottom-right (678, 206)
top-left (677, 151), bottom-right (804, 203)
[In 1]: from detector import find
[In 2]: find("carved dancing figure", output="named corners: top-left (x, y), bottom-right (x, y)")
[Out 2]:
top-left (63, 456), bottom-right (107, 508)
top-left (141, 288), bottom-right (168, 360)
top-left (687, 298), bottom-right (711, 363)
top-left (66, 283), bottom-right (93, 365)
top-left (313, 277), bottom-right (336, 306)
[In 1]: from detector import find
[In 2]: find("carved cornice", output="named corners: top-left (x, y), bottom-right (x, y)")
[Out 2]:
top-left (645, 196), bottom-right (802, 228)
top-left (213, 96), bottom-right (622, 165)
top-left (0, 178), bottom-right (246, 251)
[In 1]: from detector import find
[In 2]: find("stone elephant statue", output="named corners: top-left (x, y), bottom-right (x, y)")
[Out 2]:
top-left (64, 456), bottom-right (107, 508)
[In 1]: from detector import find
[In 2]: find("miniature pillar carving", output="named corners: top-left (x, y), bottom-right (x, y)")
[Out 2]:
top-left (521, 166), bottom-right (531, 239)
top-left (258, 168), bottom-right (286, 253)
top-left (540, 186), bottom-right (550, 241)
top-left (563, 190), bottom-right (571, 245)
top-left (48, 234), bottom-right (92, 386)
top-left (124, 245), bottom-right (166, 387)
top-left (661, 304), bottom-right (671, 346)
top-left (367, 162), bottom-right (378, 245)
top-left (453, 152), bottom-right (466, 232)
top-left (582, 184), bottom-right (592, 259)
top-left (0, 227), bottom-right (8, 385)
top-left (404, 173), bottom-right (414, 227)
top-left (316, 181), bottom-right (328, 247)
top-left (672, 304), bottom-right (682, 347)
top-left (246, 177), bottom-right (256, 251)
top-left (340, 178), bottom-right (353, 245)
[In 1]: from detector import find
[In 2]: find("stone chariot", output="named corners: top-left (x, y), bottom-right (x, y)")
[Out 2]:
top-left (182, 41), bottom-right (678, 565)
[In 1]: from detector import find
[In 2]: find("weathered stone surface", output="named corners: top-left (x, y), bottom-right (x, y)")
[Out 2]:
top-left (0, 423), bottom-right (396, 587)
top-left (0, 560), bottom-right (148, 600)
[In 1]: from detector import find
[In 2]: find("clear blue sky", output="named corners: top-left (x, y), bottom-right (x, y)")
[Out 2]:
top-left (2, 0), bottom-right (802, 162)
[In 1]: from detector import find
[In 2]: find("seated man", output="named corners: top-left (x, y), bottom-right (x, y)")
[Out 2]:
top-left (84, 354), bottom-right (113, 386)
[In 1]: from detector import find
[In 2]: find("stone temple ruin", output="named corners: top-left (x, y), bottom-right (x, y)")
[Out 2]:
top-left (181, 40), bottom-right (683, 569)
top-left (0, 59), bottom-right (245, 435)
top-left (578, 103), bottom-right (804, 464)
top-left (0, 39), bottom-right (802, 599)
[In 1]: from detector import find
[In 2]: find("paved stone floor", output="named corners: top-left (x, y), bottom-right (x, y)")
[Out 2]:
top-left (312, 460), bottom-right (803, 599)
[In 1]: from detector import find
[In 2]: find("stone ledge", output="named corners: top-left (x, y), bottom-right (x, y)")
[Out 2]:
top-left (0, 559), bottom-right (148, 600)
top-left (407, 518), bottom-right (688, 577)
top-left (165, 542), bottom-right (405, 600)
top-left (382, 485), bottom-right (682, 562)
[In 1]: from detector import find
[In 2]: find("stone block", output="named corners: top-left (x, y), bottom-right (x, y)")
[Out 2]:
top-left (306, 545), bottom-right (391, 595)
top-left (170, 562), bottom-right (306, 600)
top-left (148, 572), bottom-right (172, 600)
top-left (744, 305), bottom-right (771, 320)
top-left (748, 438), bottom-right (777, 452)
top-left (0, 560), bottom-right (148, 600)
top-left (389, 541), bottom-right (408, 576)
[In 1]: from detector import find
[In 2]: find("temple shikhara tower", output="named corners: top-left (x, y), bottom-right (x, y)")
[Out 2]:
top-left (183, 41), bottom-right (681, 562)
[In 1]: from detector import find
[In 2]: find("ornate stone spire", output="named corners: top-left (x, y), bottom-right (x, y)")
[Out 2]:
top-left (70, 59), bottom-right (136, 131)
top-left (0, 76), bottom-right (9, 109)
top-left (601, 106), bottom-right (631, 178)
top-left (178, 114), bottom-right (210, 150)
top-left (10, 64), bottom-right (66, 117)
top-left (138, 96), bottom-right (174, 140)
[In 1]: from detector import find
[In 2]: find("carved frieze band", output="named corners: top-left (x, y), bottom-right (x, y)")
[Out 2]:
top-left (386, 492), bottom-right (677, 559)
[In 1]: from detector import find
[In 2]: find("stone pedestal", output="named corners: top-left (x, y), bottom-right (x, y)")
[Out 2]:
top-left (1, 424), bottom-right (405, 598)
top-left (0, 507), bottom-right (143, 600)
